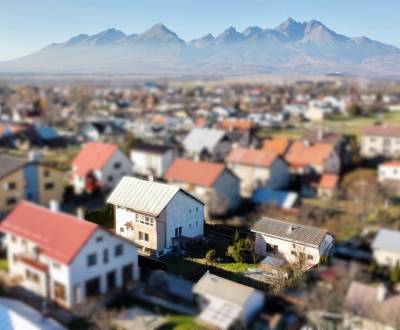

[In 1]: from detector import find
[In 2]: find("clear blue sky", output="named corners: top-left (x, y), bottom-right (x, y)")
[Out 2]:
top-left (1, 0), bottom-right (398, 61)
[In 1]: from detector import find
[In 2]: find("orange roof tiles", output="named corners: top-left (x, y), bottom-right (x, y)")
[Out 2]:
top-left (319, 174), bottom-right (339, 189)
top-left (151, 115), bottom-right (167, 125)
top-left (0, 201), bottom-right (97, 264)
top-left (164, 158), bottom-right (225, 187)
top-left (0, 123), bottom-right (24, 135)
top-left (263, 137), bottom-right (291, 156)
top-left (285, 142), bottom-right (335, 168)
top-left (72, 142), bottom-right (118, 177)
top-left (226, 147), bottom-right (278, 167)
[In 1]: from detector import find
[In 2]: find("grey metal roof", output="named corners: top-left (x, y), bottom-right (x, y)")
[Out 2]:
top-left (107, 176), bottom-right (180, 216)
top-left (0, 154), bottom-right (28, 179)
top-left (372, 228), bottom-right (400, 253)
top-left (193, 272), bottom-right (257, 306)
top-left (252, 217), bottom-right (329, 247)
top-left (183, 128), bottom-right (226, 153)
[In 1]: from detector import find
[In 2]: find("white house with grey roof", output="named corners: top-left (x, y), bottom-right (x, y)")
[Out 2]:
top-left (252, 218), bottom-right (334, 270)
top-left (182, 128), bottom-right (232, 162)
top-left (107, 176), bottom-right (204, 257)
top-left (193, 272), bottom-right (265, 330)
top-left (372, 228), bottom-right (400, 269)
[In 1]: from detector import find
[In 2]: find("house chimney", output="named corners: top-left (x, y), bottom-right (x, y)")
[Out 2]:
top-left (49, 200), bottom-right (59, 213)
top-left (376, 283), bottom-right (387, 302)
top-left (76, 207), bottom-right (85, 219)
top-left (28, 150), bottom-right (42, 162)
top-left (148, 175), bottom-right (154, 182)
top-left (287, 225), bottom-right (294, 234)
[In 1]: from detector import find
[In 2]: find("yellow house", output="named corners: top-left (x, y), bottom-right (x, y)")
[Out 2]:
top-left (0, 154), bottom-right (65, 215)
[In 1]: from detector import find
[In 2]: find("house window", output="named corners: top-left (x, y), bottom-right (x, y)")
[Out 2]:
top-left (6, 197), bottom-right (17, 205)
top-left (53, 262), bottom-right (61, 269)
top-left (196, 207), bottom-right (199, 212)
top-left (44, 182), bottom-right (54, 190)
top-left (54, 281), bottom-right (66, 301)
top-left (114, 162), bottom-right (121, 169)
top-left (115, 244), bottom-right (123, 257)
top-left (291, 251), bottom-right (297, 256)
top-left (87, 253), bottom-right (97, 267)
top-left (174, 226), bottom-right (182, 237)
top-left (120, 227), bottom-right (125, 233)
top-left (108, 175), bottom-right (113, 182)
top-left (139, 231), bottom-right (149, 242)
top-left (26, 269), bottom-right (39, 283)
top-left (44, 170), bottom-right (50, 177)
top-left (11, 236), bottom-right (16, 243)
top-left (7, 182), bottom-right (17, 190)
top-left (135, 214), bottom-right (154, 226)
top-left (103, 249), bottom-right (109, 263)
top-left (96, 236), bottom-right (103, 242)
top-left (307, 254), bottom-right (313, 260)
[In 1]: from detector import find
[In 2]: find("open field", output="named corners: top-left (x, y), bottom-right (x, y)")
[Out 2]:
top-left (258, 112), bottom-right (400, 140)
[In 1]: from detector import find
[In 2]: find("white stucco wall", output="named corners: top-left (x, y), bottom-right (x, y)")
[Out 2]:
top-left (165, 191), bottom-right (204, 250)
top-left (254, 232), bottom-right (331, 268)
top-left (131, 150), bottom-right (176, 178)
top-left (68, 228), bottom-right (139, 307)
top-left (5, 227), bottom-right (139, 308)
top-left (98, 149), bottom-right (132, 190)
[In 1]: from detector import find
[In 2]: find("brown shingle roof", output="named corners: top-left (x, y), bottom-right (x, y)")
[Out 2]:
top-left (252, 218), bottom-right (329, 247)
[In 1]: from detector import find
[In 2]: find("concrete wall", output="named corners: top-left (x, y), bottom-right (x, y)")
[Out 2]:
top-left (131, 149), bottom-right (175, 178)
top-left (361, 135), bottom-right (400, 158)
top-left (378, 165), bottom-right (400, 182)
top-left (99, 149), bottom-right (132, 190)
top-left (38, 165), bottom-right (65, 207)
top-left (373, 249), bottom-right (400, 269)
top-left (165, 191), bottom-right (204, 250)
top-left (0, 170), bottom-right (24, 213)
top-left (115, 206), bottom-right (161, 253)
top-left (5, 227), bottom-right (139, 308)
top-left (254, 232), bottom-right (326, 268)
top-left (68, 228), bottom-right (139, 307)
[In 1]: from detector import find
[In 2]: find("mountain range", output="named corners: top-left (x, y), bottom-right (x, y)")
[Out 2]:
top-left (1, 18), bottom-right (400, 78)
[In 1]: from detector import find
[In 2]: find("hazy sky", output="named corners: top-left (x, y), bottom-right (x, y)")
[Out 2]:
top-left (1, 0), bottom-right (398, 61)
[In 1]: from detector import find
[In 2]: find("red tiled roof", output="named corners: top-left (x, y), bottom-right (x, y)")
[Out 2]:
top-left (319, 174), bottom-right (339, 189)
top-left (72, 142), bottom-right (118, 177)
top-left (285, 142), bottom-right (334, 168)
top-left (164, 158), bottom-right (225, 187)
top-left (362, 125), bottom-right (400, 138)
top-left (226, 147), bottom-right (278, 167)
top-left (381, 161), bottom-right (400, 168)
top-left (0, 201), bottom-right (97, 264)
top-left (263, 137), bottom-right (291, 156)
